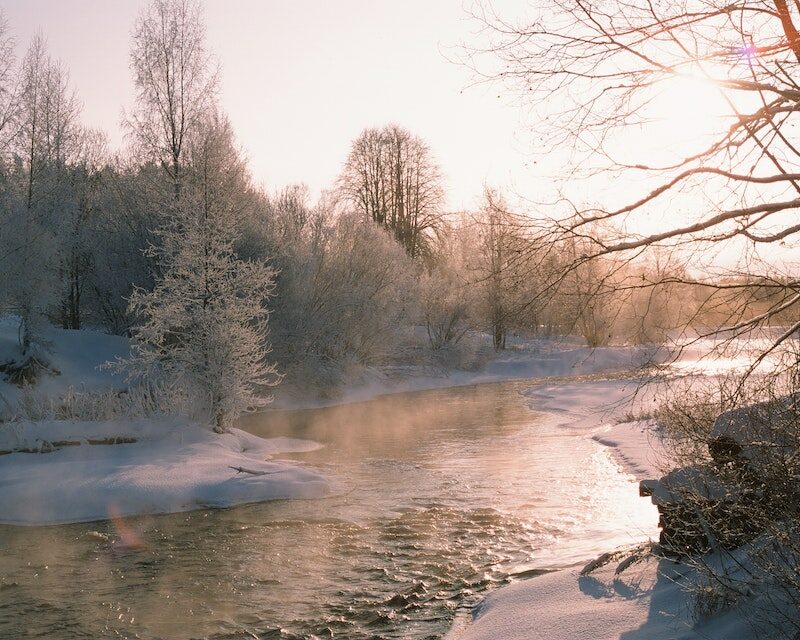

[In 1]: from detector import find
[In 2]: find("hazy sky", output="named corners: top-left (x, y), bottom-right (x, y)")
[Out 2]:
top-left (0, 0), bottom-right (534, 211)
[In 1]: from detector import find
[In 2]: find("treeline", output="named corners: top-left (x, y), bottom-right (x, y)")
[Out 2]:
top-left (0, 1), bottom-right (753, 404)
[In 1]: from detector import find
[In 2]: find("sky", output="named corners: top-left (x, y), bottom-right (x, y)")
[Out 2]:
top-left (0, 0), bottom-right (536, 211)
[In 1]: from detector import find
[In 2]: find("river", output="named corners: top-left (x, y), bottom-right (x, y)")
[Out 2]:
top-left (0, 378), bottom-right (658, 639)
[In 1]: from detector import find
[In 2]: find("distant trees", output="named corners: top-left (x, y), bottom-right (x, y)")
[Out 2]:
top-left (0, 0), bottom-right (718, 407)
top-left (0, 12), bottom-right (17, 153)
top-left (57, 129), bottom-right (108, 330)
top-left (339, 124), bottom-right (444, 258)
top-left (473, 0), bottom-right (800, 371)
top-left (477, 190), bottom-right (523, 350)
top-left (461, 190), bottom-right (556, 350)
top-left (254, 189), bottom-right (417, 388)
top-left (420, 262), bottom-right (470, 351)
top-left (83, 160), bottom-right (163, 333)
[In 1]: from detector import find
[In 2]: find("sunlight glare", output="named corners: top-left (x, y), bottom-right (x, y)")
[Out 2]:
top-left (642, 74), bottom-right (728, 159)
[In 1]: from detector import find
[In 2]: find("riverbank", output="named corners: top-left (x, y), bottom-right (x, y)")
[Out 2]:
top-left (273, 333), bottom-right (660, 410)
top-left (0, 323), bottom-right (654, 526)
top-left (449, 379), bottom-right (781, 640)
top-left (0, 321), bottom-right (332, 526)
top-left (5, 323), bottom-right (774, 635)
top-left (0, 419), bottom-right (329, 526)
top-left (0, 370), bottom-right (666, 639)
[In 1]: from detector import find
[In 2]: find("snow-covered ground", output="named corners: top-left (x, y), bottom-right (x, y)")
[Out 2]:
top-left (450, 545), bottom-right (779, 640)
top-left (0, 317), bottom-right (130, 415)
top-left (0, 419), bottom-right (329, 525)
top-left (2, 320), bottom-right (788, 635)
top-left (0, 322), bottom-right (668, 527)
top-left (0, 320), bottom-right (663, 528)
top-left (0, 320), bottom-right (330, 526)
top-left (593, 419), bottom-right (665, 480)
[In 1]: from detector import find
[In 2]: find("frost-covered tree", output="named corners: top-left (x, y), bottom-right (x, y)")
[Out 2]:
top-left (0, 11), bottom-right (17, 156)
top-left (84, 159), bottom-right (165, 334)
top-left (420, 265), bottom-right (469, 350)
top-left (252, 191), bottom-right (417, 388)
top-left (1, 34), bottom-right (80, 371)
top-left (471, 190), bottom-right (536, 350)
top-left (57, 128), bottom-right (108, 330)
top-left (125, 112), bottom-right (278, 431)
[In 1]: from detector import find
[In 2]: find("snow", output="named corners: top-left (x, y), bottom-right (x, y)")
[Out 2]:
top-left (593, 420), bottom-right (665, 480)
top-left (0, 318), bottom-right (331, 526)
top-left (0, 321), bottom-right (659, 528)
top-left (452, 548), bottom-right (779, 640)
top-left (520, 376), bottom-right (667, 480)
top-left (0, 317), bottom-right (130, 415)
top-left (0, 419), bottom-right (330, 526)
top-left (7, 318), bottom-right (780, 637)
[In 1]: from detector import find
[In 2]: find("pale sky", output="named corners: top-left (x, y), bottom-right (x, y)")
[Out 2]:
top-left (0, 0), bottom-right (537, 211)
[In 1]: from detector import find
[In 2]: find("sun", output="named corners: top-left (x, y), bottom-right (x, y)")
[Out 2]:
top-left (639, 74), bottom-right (729, 162)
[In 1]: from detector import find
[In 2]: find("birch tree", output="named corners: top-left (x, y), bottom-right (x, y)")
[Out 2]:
top-left (474, 190), bottom-right (533, 350)
top-left (0, 11), bottom-right (17, 157)
top-left (128, 0), bottom-right (217, 203)
top-left (339, 124), bottom-right (444, 259)
top-left (58, 128), bottom-right (108, 329)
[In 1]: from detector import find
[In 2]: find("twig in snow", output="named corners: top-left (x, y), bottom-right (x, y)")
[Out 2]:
top-left (228, 465), bottom-right (282, 476)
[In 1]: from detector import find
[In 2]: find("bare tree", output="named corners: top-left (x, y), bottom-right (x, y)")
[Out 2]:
top-left (339, 124), bottom-right (444, 258)
top-left (127, 0), bottom-right (218, 203)
top-left (471, 4), bottom-right (800, 629)
top-left (473, 189), bottom-right (539, 350)
top-left (482, 189), bottom-right (513, 350)
top-left (58, 128), bottom-right (108, 330)
top-left (471, 0), bottom-right (800, 373)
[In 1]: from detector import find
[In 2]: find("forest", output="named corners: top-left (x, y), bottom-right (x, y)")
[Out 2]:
top-left (0, 0), bottom-right (761, 427)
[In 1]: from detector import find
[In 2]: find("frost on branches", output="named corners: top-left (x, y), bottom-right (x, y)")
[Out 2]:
top-left (124, 113), bottom-right (279, 432)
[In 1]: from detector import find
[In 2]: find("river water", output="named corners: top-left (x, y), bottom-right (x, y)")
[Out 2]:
top-left (0, 378), bottom-right (658, 639)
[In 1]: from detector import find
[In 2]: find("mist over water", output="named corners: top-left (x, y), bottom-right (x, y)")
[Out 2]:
top-left (0, 380), bottom-right (657, 639)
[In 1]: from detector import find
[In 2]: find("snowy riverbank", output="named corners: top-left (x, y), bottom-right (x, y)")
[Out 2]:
top-left (274, 334), bottom-right (661, 410)
top-left (0, 322), bottom-right (331, 526)
top-left (449, 377), bottom-right (783, 640)
top-left (0, 419), bottom-right (329, 526)
top-left (0, 317), bottom-right (668, 525)
top-left (0, 322), bottom-right (657, 529)
top-left (0, 324), bottom-right (653, 527)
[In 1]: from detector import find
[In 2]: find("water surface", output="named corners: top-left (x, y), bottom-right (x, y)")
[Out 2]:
top-left (0, 379), bottom-right (657, 639)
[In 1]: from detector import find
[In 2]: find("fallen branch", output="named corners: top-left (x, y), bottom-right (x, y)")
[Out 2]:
top-left (228, 465), bottom-right (282, 476)
top-left (0, 436), bottom-right (138, 455)
top-left (86, 436), bottom-right (137, 445)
